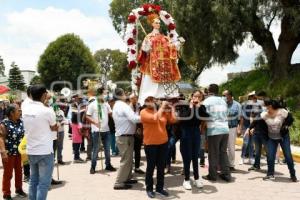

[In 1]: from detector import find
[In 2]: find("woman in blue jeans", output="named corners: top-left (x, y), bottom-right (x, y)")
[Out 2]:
top-left (176, 90), bottom-right (208, 190)
top-left (262, 100), bottom-right (297, 182)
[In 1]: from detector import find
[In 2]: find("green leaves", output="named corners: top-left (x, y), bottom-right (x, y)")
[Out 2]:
top-left (8, 62), bottom-right (26, 91)
top-left (38, 33), bottom-right (97, 90)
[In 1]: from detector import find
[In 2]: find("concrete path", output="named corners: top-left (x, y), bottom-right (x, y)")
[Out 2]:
top-left (1, 137), bottom-right (300, 200)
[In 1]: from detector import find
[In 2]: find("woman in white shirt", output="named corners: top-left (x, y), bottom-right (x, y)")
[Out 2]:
top-left (261, 99), bottom-right (297, 182)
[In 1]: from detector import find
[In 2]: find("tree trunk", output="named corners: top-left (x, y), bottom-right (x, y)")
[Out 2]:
top-left (269, 14), bottom-right (300, 81)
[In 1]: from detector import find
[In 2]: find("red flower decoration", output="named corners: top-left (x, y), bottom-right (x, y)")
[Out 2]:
top-left (131, 49), bottom-right (136, 54)
top-left (165, 14), bottom-right (170, 19)
top-left (127, 38), bottom-right (135, 45)
top-left (128, 15), bottom-right (136, 23)
top-left (128, 61), bottom-right (137, 70)
top-left (168, 23), bottom-right (176, 30)
top-left (142, 4), bottom-right (151, 13)
top-left (132, 29), bottom-right (137, 36)
top-left (138, 10), bottom-right (147, 16)
top-left (154, 5), bottom-right (161, 12)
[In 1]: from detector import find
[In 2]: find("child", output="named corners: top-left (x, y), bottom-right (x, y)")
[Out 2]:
top-left (71, 113), bottom-right (84, 163)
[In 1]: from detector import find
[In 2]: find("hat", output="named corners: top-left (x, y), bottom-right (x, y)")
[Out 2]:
top-left (248, 91), bottom-right (256, 96)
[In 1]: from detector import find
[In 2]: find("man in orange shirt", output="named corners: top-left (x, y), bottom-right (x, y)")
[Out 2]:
top-left (140, 96), bottom-right (176, 198)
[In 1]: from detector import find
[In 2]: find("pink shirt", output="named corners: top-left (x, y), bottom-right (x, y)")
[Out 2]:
top-left (72, 123), bottom-right (82, 143)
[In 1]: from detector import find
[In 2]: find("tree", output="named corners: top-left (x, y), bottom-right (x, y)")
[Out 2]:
top-left (174, 0), bottom-right (300, 82)
top-left (8, 62), bottom-right (26, 91)
top-left (94, 49), bottom-right (131, 83)
top-left (38, 34), bottom-right (97, 90)
top-left (30, 75), bottom-right (42, 85)
top-left (110, 0), bottom-right (300, 82)
top-left (0, 55), bottom-right (5, 76)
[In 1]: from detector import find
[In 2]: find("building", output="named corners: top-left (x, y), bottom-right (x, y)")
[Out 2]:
top-left (20, 70), bottom-right (35, 86)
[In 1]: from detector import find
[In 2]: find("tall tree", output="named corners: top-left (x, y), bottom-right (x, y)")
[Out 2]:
top-left (30, 75), bottom-right (42, 85)
top-left (0, 55), bottom-right (5, 76)
top-left (110, 0), bottom-right (300, 82)
top-left (38, 33), bottom-right (97, 90)
top-left (94, 49), bottom-right (131, 83)
top-left (8, 62), bottom-right (26, 91)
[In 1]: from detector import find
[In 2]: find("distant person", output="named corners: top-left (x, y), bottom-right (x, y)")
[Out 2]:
top-left (222, 90), bottom-right (242, 171)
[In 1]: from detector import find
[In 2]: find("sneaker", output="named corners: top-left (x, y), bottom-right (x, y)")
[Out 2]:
top-left (250, 159), bottom-right (255, 165)
top-left (291, 175), bottom-right (298, 182)
top-left (248, 166), bottom-right (260, 171)
top-left (3, 195), bottom-right (12, 200)
top-left (182, 180), bottom-right (192, 190)
top-left (146, 191), bottom-right (155, 198)
top-left (194, 179), bottom-right (204, 189)
top-left (156, 189), bottom-right (169, 197)
top-left (239, 159), bottom-right (245, 165)
top-left (16, 189), bottom-right (27, 198)
top-left (263, 175), bottom-right (275, 181)
top-left (105, 165), bottom-right (116, 171)
top-left (134, 168), bottom-right (145, 174)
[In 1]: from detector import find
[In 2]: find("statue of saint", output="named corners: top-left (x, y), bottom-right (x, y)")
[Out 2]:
top-left (138, 13), bottom-right (181, 105)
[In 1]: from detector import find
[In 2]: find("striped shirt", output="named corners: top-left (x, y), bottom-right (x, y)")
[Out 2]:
top-left (203, 96), bottom-right (229, 136)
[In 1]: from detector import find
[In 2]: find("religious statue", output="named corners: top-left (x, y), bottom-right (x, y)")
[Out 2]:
top-left (137, 13), bottom-right (181, 105)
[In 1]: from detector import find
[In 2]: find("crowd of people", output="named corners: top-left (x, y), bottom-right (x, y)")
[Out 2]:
top-left (0, 83), bottom-right (298, 200)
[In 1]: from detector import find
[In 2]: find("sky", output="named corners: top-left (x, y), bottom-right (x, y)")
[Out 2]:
top-left (0, 0), bottom-right (299, 86)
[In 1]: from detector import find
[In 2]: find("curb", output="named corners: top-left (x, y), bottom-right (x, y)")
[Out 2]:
top-left (235, 138), bottom-right (300, 163)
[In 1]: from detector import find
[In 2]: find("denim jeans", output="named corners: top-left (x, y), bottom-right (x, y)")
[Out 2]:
top-left (166, 135), bottom-right (179, 166)
top-left (57, 131), bottom-right (64, 161)
top-left (180, 125), bottom-right (201, 181)
top-left (99, 131), bottom-right (112, 167)
top-left (267, 133), bottom-right (296, 177)
top-left (241, 131), bottom-right (254, 159)
top-left (91, 131), bottom-right (112, 169)
top-left (28, 154), bottom-right (54, 200)
top-left (110, 132), bottom-right (119, 154)
top-left (91, 132), bottom-right (100, 170)
top-left (144, 143), bottom-right (168, 192)
top-left (253, 133), bottom-right (268, 168)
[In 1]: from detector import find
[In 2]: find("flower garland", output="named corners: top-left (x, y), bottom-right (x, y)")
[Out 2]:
top-left (125, 3), bottom-right (180, 92)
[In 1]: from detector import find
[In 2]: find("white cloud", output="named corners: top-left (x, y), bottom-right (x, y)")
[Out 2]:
top-left (0, 7), bottom-right (125, 74)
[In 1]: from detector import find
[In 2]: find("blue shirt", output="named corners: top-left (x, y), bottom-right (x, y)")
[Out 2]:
top-left (203, 96), bottom-right (229, 136)
top-left (227, 100), bottom-right (242, 128)
top-left (2, 119), bottom-right (25, 156)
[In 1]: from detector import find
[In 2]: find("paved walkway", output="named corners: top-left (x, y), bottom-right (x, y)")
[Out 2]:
top-left (1, 137), bottom-right (300, 200)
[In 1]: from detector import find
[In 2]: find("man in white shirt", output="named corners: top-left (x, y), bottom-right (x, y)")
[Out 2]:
top-left (22, 85), bottom-right (58, 200)
top-left (112, 88), bottom-right (140, 190)
top-left (86, 87), bottom-right (116, 174)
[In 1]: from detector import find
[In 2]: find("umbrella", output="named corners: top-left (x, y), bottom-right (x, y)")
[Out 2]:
top-left (0, 85), bottom-right (10, 94)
